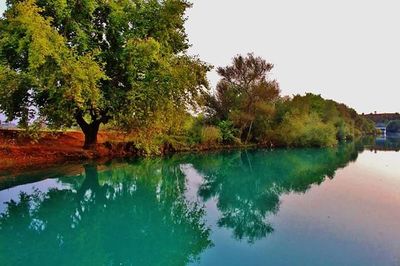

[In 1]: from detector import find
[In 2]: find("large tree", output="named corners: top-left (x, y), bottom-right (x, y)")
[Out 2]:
top-left (0, 0), bottom-right (209, 148)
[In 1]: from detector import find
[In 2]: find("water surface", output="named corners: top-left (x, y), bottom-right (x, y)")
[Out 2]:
top-left (0, 138), bottom-right (399, 265)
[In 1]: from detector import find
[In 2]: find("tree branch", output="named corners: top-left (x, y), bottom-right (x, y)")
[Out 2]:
top-left (74, 110), bottom-right (89, 132)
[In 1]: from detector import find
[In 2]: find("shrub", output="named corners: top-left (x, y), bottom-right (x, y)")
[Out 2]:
top-left (336, 120), bottom-right (353, 141)
top-left (201, 126), bottom-right (222, 145)
top-left (218, 120), bottom-right (238, 144)
top-left (276, 112), bottom-right (337, 147)
top-left (17, 119), bottom-right (45, 143)
top-left (187, 116), bottom-right (204, 145)
top-left (302, 122), bottom-right (337, 147)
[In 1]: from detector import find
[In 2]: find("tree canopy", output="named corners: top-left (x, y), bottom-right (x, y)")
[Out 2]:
top-left (0, 0), bottom-right (209, 148)
top-left (203, 54), bottom-right (375, 147)
top-left (0, 1), bottom-right (376, 151)
top-left (205, 53), bottom-right (280, 142)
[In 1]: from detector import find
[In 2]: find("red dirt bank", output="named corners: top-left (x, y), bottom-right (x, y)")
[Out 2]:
top-left (0, 129), bottom-right (123, 173)
top-left (0, 129), bottom-right (261, 175)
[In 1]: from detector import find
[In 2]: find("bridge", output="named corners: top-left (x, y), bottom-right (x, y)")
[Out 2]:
top-left (375, 123), bottom-right (387, 136)
top-left (363, 113), bottom-right (400, 136)
top-left (375, 120), bottom-right (400, 136)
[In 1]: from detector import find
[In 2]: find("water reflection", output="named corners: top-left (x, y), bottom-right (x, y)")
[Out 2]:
top-left (364, 134), bottom-right (400, 152)
top-left (0, 139), bottom-right (398, 265)
top-left (0, 161), bottom-right (212, 266)
top-left (187, 143), bottom-right (364, 242)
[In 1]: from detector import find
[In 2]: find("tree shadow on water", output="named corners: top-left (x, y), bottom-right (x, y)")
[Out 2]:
top-left (188, 143), bottom-right (364, 243)
top-left (0, 160), bottom-right (212, 266)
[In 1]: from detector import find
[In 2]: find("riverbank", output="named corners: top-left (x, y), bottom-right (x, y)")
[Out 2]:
top-left (1, 127), bottom-right (381, 176)
top-left (0, 129), bottom-right (110, 173)
top-left (0, 129), bottom-right (261, 174)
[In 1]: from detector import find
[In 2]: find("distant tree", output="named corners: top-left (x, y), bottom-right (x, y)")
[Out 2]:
top-left (387, 120), bottom-right (400, 133)
top-left (0, 0), bottom-right (209, 148)
top-left (271, 93), bottom-right (376, 146)
top-left (205, 53), bottom-right (280, 142)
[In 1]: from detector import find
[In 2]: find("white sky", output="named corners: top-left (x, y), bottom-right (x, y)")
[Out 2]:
top-left (185, 0), bottom-right (400, 114)
top-left (0, 1), bottom-right (399, 114)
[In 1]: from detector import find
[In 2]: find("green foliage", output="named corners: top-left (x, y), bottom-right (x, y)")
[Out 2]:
top-left (119, 103), bottom-right (199, 154)
top-left (0, 0), bottom-right (209, 147)
top-left (204, 80), bottom-right (372, 148)
top-left (336, 120), bottom-right (353, 141)
top-left (186, 116), bottom-right (205, 145)
top-left (275, 112), bottom-right (338, 147)
top-left (208, 88), bottom-right (374, 148)
top-left (268, 93), bottom-right (374, 147)
top-left (217, 120), bottom-right (239, 144)
top-left (251, 102), bottom-right (276, 142)
top-left (201, 126), bottom-right (222, 146)
top-left (0, 2), bottom-right (373, 154)
top-left (0, 0), bottom-right (106, 128)
top-left (204, 53), bottom-right (280, 142)
top-left (17, 118), bottom-right (45, 143)
top-left (200, 57), bottom-right (374, 148)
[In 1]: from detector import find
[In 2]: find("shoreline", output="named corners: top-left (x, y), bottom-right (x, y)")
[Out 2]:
top-left (0, 129), bottom-right (268, 175)
top-left (0, 128), bottom-right (377, 176)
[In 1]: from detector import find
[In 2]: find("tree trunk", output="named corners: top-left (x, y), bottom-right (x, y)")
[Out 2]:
top-left (83, 122), bottom-right (100, 149)
top-left (245, 120), bottom-right (254, 144)
top-left (75, 111), bottom-right (101, 150)
top-left (78, 164), bottom-right (100, 198)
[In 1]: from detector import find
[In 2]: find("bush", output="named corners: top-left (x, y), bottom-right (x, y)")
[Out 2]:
top-left (276, 113), bottom-right (337, 147)
top-left (336, 120), bottom-right (353, 141)
top-left (201, 126), bottom-right (222, 145)
top-left (218, 120), bottom-right (238, 144)
top-left (187, 116), bottom-right (204, 145)
top-left (17, 119), bottom-right (45, 143)
top-left (301, 122), bottom-right (337, 147)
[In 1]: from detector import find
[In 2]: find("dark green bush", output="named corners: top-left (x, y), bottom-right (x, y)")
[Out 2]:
top-left (218, 120), bottom-right (238, 144)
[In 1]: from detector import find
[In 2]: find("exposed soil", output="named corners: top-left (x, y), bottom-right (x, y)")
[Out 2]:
top-left (0, 129), bottom-right (127, 174)
top-left (0, 129), bottom-right (267, 177)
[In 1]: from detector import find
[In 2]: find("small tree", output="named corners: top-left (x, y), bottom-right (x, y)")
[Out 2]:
top-left (205, 53), bottom-right (280, 142)
top-left (0, 0), bottom-right (209, 148)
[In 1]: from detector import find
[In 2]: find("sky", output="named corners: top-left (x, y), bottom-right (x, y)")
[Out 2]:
top-left (185, 0), bottom-right (400, 114)
top-left (0, 0), bottom-right (399, 114)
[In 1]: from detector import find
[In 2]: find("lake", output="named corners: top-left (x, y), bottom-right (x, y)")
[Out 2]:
top-left (0, 137), bottom-right (399, 265)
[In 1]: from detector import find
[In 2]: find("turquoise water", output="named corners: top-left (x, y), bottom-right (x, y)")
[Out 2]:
top-left (0, 138), bottom-right (399, 265)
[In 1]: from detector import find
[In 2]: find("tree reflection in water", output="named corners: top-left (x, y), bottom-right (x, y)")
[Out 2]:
top-left (0, 142), bottom-right (367, 264)
top-left (189, 142), bottom-right (364, 243)
top-left (0, 160), bottom-right (212, 266)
